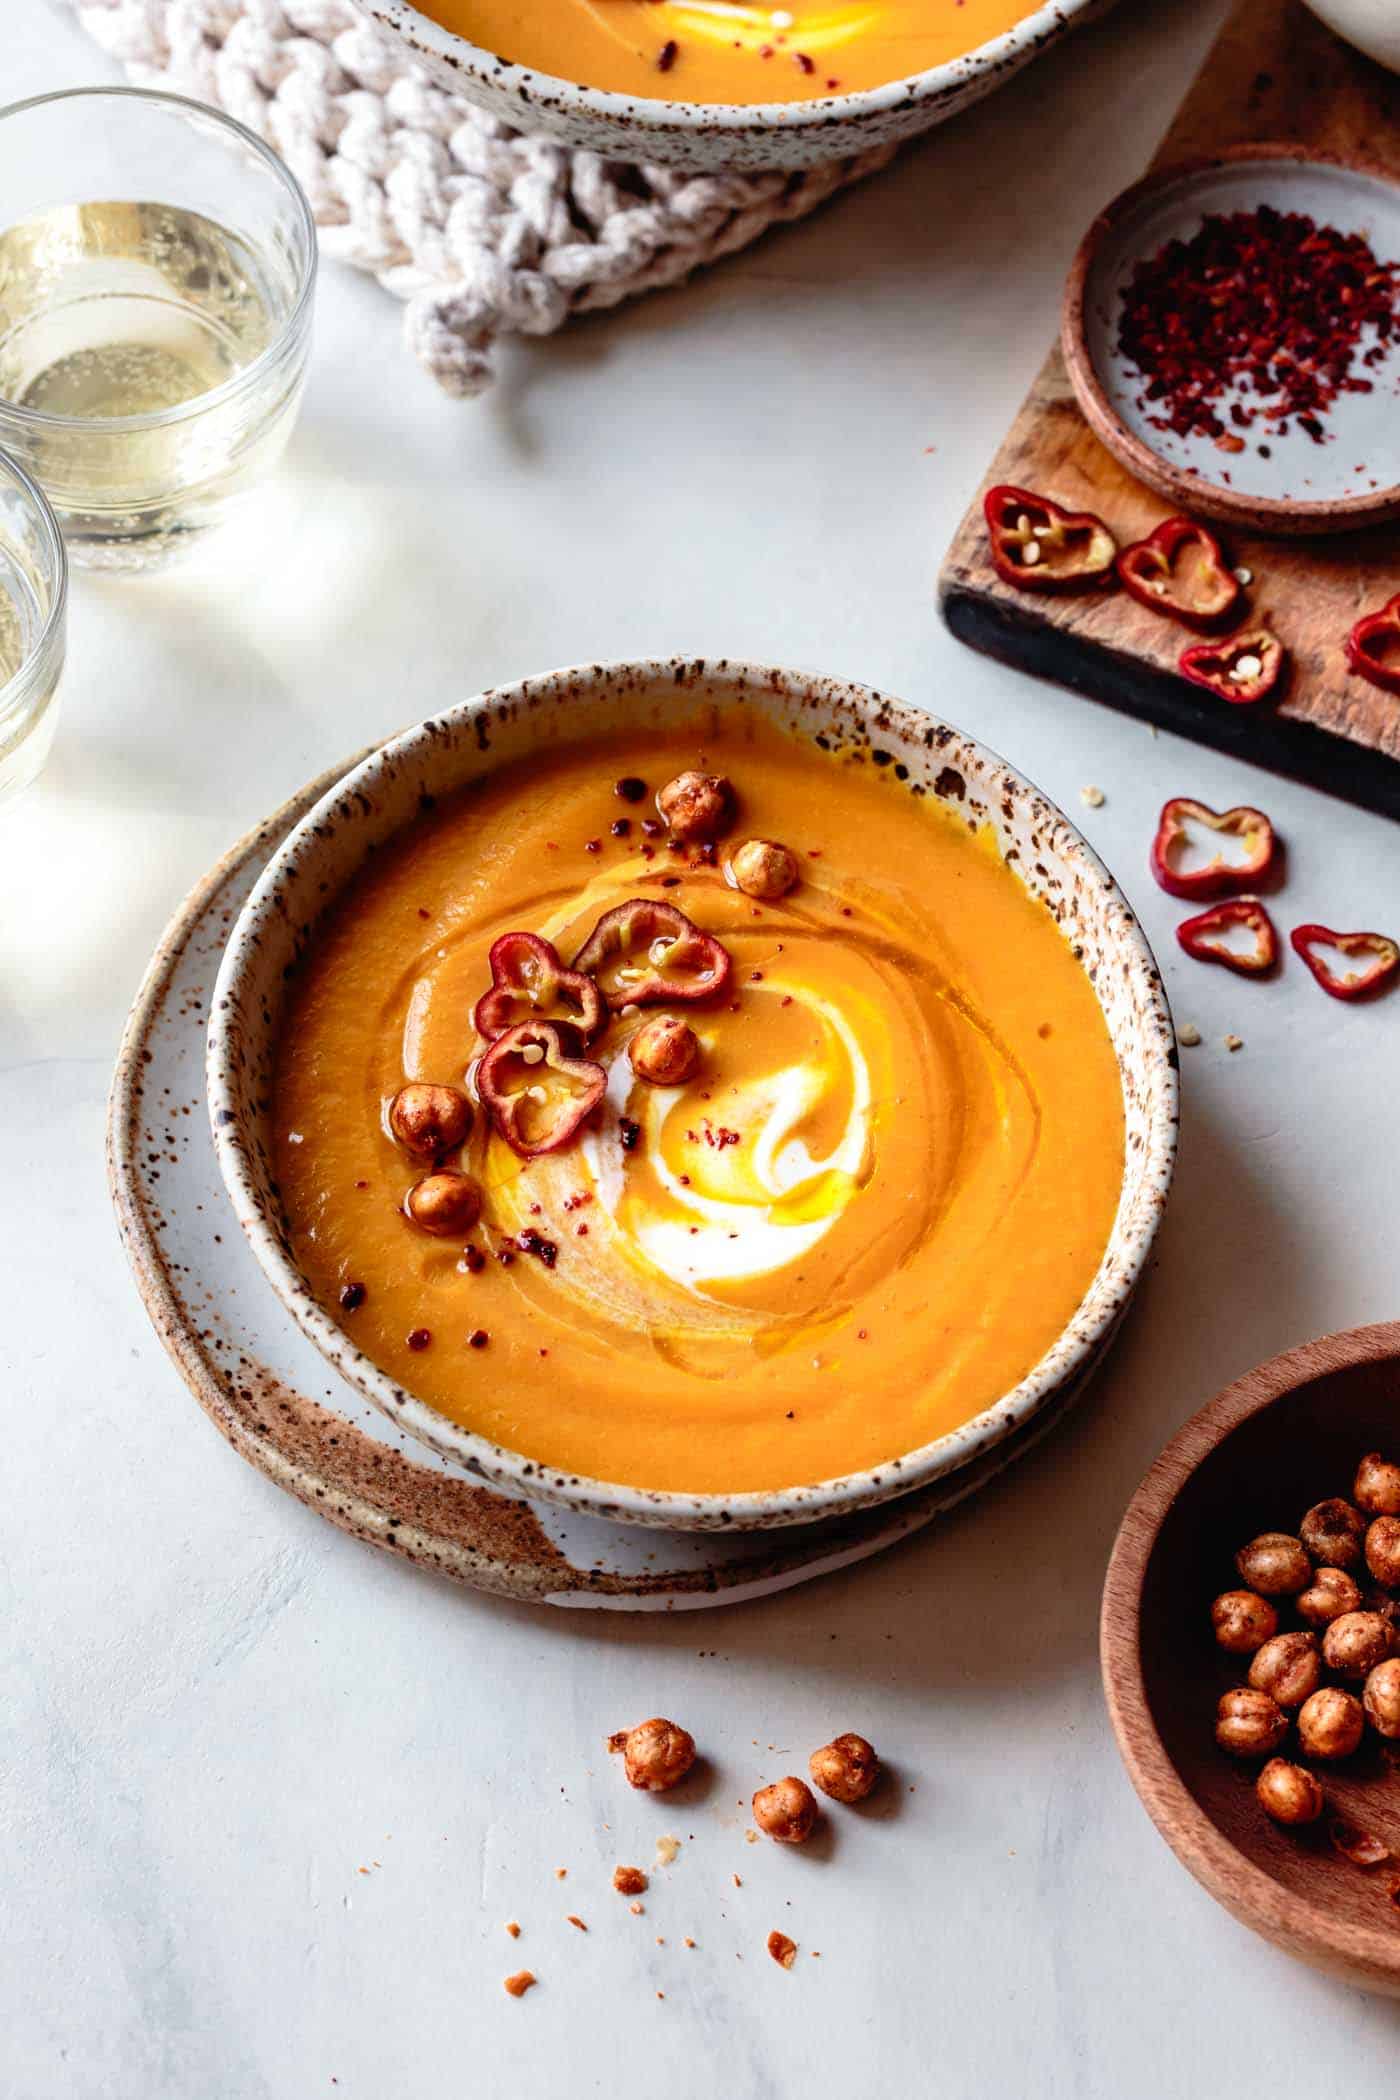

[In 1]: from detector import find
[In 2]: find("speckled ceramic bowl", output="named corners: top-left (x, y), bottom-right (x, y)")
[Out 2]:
top-left (354, 0), bottom-right (1104, 172)
top-left (207, 659), bottom-right (1177, 1530)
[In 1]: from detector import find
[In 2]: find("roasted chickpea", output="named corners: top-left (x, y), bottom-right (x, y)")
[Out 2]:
top-left (1299, 1497), bottom-right (1366, 1570)
top-left (1214, 1687), bottom-right (1288, 1760)
top-left (1363, 1657), bottom-right (1400, 1740)
top-left (404, 1170), bottom-right (482, 1237)
top-left (620, 1718), bottom-right (696, 1793)
top-left (1255, 1757), bottom-right (1324, 1828)
top-left (656, 770), bottom-right (734, 844)
top-left (1354, 1451), bottom-right (1400, 1516)
top-left (1364, 1515), bottom-right (1400, 1588)
top-left (1210, 1590), bottom-right (1278, 1656)
top-left (729, 838), bottom-right (799, 903)
top-left (1297, 1685), bottom-right (1365, 1761)
top-left (1322, 1610), bottom-right (1394, 1679)
top-left (1247, 1631), bottom-right (1321, 1709)
top-left (808, 1733), bottom-right (879, 1804)
top-left (1296, 1565), bottom-right (1363, 1629)
top-left (753, 1776), bottom-right (820, 1844)
top-left (1234, 1532), bottom-right (1312, 1597)
top-left (387, 1082), bottom-right (472, 1160)
top-left (629, 1015), bottom-right (700, 1087)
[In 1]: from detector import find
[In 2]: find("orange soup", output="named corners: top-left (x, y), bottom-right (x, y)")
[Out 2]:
top-left (273, 716), bottom-right (1123, 1495)
top-left (419, 0), bottom-right (1043, 103)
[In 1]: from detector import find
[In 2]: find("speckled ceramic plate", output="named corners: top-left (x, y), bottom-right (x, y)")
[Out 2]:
top-left (108, 754), bottom-right (1102, 1608)
top-left (1063, 147), bottom-right (1400, 535)
top-left (356, 0), bottom-right (1108, 172)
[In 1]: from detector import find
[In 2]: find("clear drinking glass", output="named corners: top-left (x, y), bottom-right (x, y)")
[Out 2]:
top-left (0, 447), bottom-right (67, 799)
top-left (0, 89), bottom-right (316, 571)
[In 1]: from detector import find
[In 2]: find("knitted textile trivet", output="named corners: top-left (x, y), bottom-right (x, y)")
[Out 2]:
top-left (67, 0), bottom-right (897, 396)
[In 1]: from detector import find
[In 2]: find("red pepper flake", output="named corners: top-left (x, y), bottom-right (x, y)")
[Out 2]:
top-left (657, 37), bottom-right (678, 71)
top-left (610, 818), bottom-right (631, 838)
top-left (468, 1328), bottom-right (489, 1349)
top-left (619, 1117), bottom-right (642, 1152)
top-left (460, 1244), bottom-right (486, 1273)
top-left (339, 1281), bottom-right (366, 1312)
top-left (1116, 205), bottom-right (1400, 446)
top-left (781, 995), bottom-right (793, 1006)
top-left (518, 1228), bottom-right (559, 1268)
top-left (407, 1327), bottom-right (432, 1351)
top-left (615, 776), bottom-right (647, 803)
top-left (794, 51), bottom-right (814, 73)
top-left (576, 1222), bottom-right (589, 1236)
top-left (584, 838), bottom-right (601, 854)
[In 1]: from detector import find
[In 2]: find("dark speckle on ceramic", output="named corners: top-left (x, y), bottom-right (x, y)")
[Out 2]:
top-left (355, 0), bottom-right (1103, 172)
top-left (202, 659), bottom-right (1178, 1534)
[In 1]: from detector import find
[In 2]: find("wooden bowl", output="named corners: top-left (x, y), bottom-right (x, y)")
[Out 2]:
top-left (1102, 1321), bottom-right (1400, 1996)
top-left (1062, 145), bottom-right (1400, 537)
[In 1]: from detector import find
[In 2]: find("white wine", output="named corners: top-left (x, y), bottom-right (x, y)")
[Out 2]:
top-left (0, 199), bottom-right (306, 568)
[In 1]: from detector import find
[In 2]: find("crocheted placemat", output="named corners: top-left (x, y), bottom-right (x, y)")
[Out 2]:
top-left (69, 0), bottom-right (897, 396)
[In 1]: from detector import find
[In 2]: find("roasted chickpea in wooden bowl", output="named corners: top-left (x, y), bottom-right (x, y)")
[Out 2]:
top-left (1102, 1322), bottom-right (1400, 1998)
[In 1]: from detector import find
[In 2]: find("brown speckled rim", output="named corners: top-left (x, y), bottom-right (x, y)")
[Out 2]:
top-left (357, 0), bottom-right (1103, 171)
top-left (207, 658), bottom-right (1178, 1531)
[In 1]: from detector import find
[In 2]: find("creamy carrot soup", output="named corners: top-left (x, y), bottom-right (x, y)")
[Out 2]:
top-left (273, 716), bottom-right (1123, 1495)
top-left (418, 0), bottom-right (1043, 103)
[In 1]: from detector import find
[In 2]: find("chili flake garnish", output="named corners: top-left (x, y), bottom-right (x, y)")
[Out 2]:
top-left (1178, 627), bottom-right (1285, 706)
top-left (1344, 592), bottom-right (1400, 696)
top-left (1176, 897), bottom-right (1279, 976)
top-left (477, 1022), bottom-right (607, 1158)
top-left (339, 1281), bottom-right (366, 1312)
top-left (473, 930), bottom-right (605, 1044)
top-left (1116, 517), bottom-right (1242, 630)
top-left (1150, 797), bottom-right (1277, 901)
top-left (1116, 204), bottom-right (1400, 446)
top-left (983, 484), bottom-right (1117, 591)
top-left (517, 1227), bottom-right (559, 1269)
top-left (572, 898), bottom-right (731, 1008)
top-left (1290, 923), bottom-right (1399, 1003)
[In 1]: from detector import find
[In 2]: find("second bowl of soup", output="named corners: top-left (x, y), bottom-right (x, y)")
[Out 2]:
top-left (355, 1), bottom-right (1102, 170)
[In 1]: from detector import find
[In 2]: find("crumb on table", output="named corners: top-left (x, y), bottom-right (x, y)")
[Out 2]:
top-left (503, 1970), bottom-right (536, 1999)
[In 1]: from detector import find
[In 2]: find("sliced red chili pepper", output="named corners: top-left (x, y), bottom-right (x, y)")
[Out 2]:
top-left (1178, 627), bottom-right (1285, 706)
top-left (983, 484), bottom-right (1117, 592)
top-left (1150, 797), bottom-right (1276, 902)
top-left (1176, 898), bottom-right (1279, 976)
top-left (1116, 518), bottom-right (1242, 631)
top-left (473, 930), bottom-right (605, 1043)
top-left (1290, 923), bottom-right (1399, 1003)
top-left (477, 1021), bottom-right (607, 1157)
top-left (571, 899), bottom-right (731, 1008)
top-left (1344, 593), bottom-right (1400, 697)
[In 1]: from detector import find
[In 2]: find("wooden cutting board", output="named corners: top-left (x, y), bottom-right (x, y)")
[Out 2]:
top-left (939, 0), bottom-right (1400, 818)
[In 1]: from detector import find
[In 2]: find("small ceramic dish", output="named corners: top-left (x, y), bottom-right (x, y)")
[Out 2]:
top-left (354, 0), bottom-right (1102, 172)
top-left (1063, 146), bottom-right (1400, 537)
top-left (206, 658), bottom-right (1177, 1532)
top-left (1102, 1321), bottom-right (1400, 1998)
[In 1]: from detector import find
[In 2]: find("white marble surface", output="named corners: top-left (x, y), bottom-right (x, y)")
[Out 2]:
top-left (4, 2), bottom-right (1400, 2093)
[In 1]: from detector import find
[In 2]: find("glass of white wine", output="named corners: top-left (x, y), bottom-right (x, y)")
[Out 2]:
top-left (0, 89), bottom-right (317, 572)
top-left (0, 447), bottom-right (66, 800)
